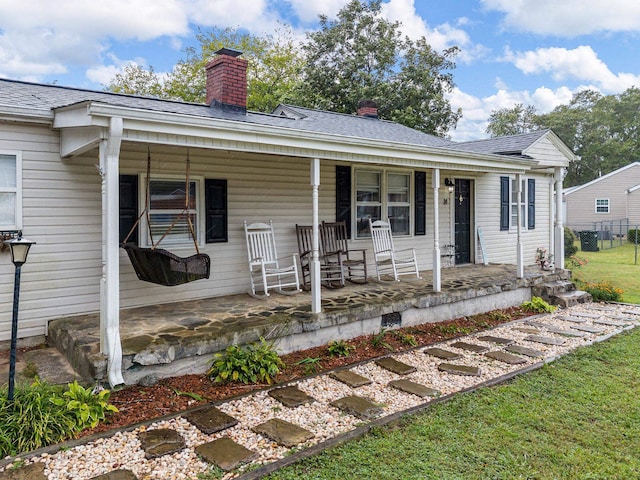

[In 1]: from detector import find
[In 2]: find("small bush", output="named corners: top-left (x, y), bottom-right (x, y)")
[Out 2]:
top-left (371, 329), bottom-right (393, 351)
top-left (581, 281), bottom-right (623, 302)
top-left (565, 255), bottom-right (588, 270)
top-left (521, 296), bottom-right (556, 313)
top-left (295, 357), bottom-right (322, 375)
top-left (326, 340), bottom-right (355, 357)
top-left (628, 229), bottom-right (640, 244)
top-left (565, 227), bottom-right (578, 257)
top-left (208, 338), bottom-right (284, 385)
top-left (486, 311), bottom-right (512, 322)
top-left (392, 330), bottom-right (418, 346)
top-left (50, 381), bottom-right (118, 430)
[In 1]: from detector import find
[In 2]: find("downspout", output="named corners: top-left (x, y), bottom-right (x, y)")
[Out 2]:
top-left (310, 158), bottom-right (321, 313)
top-left (432, 169), bottom-right (441, 292)
top-left (99, 117), bottom-right (125, 387)
top-left (554, 167), bottom-right (565, 269)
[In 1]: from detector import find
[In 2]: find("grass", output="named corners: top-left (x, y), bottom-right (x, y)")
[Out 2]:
top-left (267, 328), bottom-right (640, 480)
top-left (570, 241), bottom-right (640, 303)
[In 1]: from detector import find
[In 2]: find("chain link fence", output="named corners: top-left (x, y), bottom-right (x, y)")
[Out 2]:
top-left (567, 219), bottom-right (640, 263)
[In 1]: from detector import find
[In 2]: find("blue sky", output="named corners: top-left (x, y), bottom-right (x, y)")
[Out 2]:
top-left (1, 0), bottom-right (639, 141)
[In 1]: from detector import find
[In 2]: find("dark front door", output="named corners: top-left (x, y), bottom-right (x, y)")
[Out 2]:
top-left (454, 179), bottom-right (472, 264)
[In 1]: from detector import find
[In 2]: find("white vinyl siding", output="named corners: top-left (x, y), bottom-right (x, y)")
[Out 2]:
top-left (0, 151), bottom-right (21, 229)
top-left (595, 198), bottom-right (609, 214)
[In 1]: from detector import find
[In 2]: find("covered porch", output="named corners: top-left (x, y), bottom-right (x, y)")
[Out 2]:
top-left (47, 264), bottom-right (571, 385)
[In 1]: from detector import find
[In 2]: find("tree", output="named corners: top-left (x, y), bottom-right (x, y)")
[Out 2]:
top-left (105, 26), bottom-right (304, 112)
top-left (292, 0), bottom-right (461, 136)
top-left (486, 103), bottom-right (538, 137)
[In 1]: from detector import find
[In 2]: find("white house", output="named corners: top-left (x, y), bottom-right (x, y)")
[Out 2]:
top-left (0, 49), bottom-right (573, 385)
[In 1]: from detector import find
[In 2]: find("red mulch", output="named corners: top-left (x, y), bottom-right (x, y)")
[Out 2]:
top-left (76, 306), bottom-right (533, 437)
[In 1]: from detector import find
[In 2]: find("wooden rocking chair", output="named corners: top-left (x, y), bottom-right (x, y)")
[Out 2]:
top-left (320, 221), bottom-right (367, 284)
top-left (369, 219), bottom-right (421, 281)
top-left (244, 220), bottom-right (300, 298)
top-left (296, 224), bottom-right (345, 290)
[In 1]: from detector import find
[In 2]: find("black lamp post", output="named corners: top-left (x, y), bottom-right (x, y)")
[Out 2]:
top-left (4, 233), bottom-right (35, 401)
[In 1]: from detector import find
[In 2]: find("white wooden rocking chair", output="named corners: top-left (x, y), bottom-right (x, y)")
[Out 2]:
top-left (244, 220), bottom-right (301, 298)
top-left (369, 219), bottom-right (421, 281)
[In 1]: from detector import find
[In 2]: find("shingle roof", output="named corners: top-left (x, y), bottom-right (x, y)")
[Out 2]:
top-left (0, 78), bottom-right (454, 149)
top-left (453, 130), bottom-right (550, 156)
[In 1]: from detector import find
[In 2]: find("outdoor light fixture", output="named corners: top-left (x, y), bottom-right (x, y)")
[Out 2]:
top-left (444, 177), bottom-right (455, 193)
top-left (4, 232), bottom-right (36, 402)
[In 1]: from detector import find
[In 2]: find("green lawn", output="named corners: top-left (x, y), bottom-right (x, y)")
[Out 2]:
top-left (570, 241), bottom-right (640, 304)
top-left (266, 328), bottom-right (640, 480)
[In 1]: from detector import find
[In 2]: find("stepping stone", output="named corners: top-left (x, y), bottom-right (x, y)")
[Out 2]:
top-left (195, 437), bottom-right (257, 471)
top-left (138, 428), bottom-right (185, 459)
top-left (437, 363), bottom-right (481, 376)
top-left (0, 462), bottom-right (47, 480)
top-left (524, 335), bottom-right (565, 346)
top-left (505, 344), bottom-right (543, 358)
top-left (251, 418), bottom-right (314, 447)
top-left (268, 385), bottom-right (315, 408)
top-left (423, 347), bottom-right (462, 360)
top-left (477, 335), bottom-right (514, 346)
top-left (586, 305), bottom-right (615, 311)
top-left (184, 406), bottom-right (238, 434)
top-left (330, 395), bottom-right (384, 420)
top-left (622, 310), bottom-right (640, 316)
top-left (594, 318), bottom-right (628, 327)
top-left (388, 379), bottom-right (440, 398)
top-left (89, 470), bottom-right (138, 480)
top-left (330, 370), bottom-right (372, 388)
top-left (606, 315), bottom-right (638, 322)
top-left (556, 315), bottom-right (586, 324)
top-left (570, 324), bottom-right (606, 334)
top-left (525, 320), bottom-right (549, 329)
top-left (571, 312), bottom-right (601, 319)
top-left (546, 327), bottom-right (586, 338)
top-left (512, 327), bottom-right (541, 334)
top-left (375, 357), bottom-right (417, 375)
top-left (485, 350), bottom-right (527, 365)
top-left (450, 341), bottom-right (489, 353)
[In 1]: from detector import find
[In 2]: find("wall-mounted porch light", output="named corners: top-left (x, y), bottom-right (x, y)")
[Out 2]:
top-left (444, 177), bottom-right (455, 193)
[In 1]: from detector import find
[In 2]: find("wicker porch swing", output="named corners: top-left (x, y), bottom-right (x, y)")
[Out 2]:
top-left (120, 149), bottom-right (211, 286)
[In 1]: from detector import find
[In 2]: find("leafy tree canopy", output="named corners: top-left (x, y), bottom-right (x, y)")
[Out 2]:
top-left (486, 103), bottom-right (538, 137)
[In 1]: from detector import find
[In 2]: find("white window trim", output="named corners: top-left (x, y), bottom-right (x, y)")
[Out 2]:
top-left (354, 168), bottom-right (413, 239)
top-left (0, 150), bottom-right (22, 230)
top-left (595, 198), bottom-right (610, 214)
top-left (509, 176), bottom-right (527, 231)
top-left (139, 173), bottom-right (205, 248)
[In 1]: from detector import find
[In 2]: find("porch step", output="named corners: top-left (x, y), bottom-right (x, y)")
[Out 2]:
top-left (551, 290), bottom-right (593, 308)
top-left (531, 280), bottom-right (591, 308)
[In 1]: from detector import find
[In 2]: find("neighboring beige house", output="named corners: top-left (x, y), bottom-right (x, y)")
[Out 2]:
top-left (0, 49), bottom-right (573, 385)
top-left (564, 162), bottom-right (640, 231)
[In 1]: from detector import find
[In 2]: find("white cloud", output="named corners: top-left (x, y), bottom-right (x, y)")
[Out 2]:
top-left (481, 0), bottom-right (640, 36)
top-left (503, 45), bottom-right (640, 93)
top-left (286, 0), bottom-right (350, 23)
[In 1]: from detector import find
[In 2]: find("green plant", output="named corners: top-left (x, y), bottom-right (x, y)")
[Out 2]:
top-left (208, 337), bottom-right (284, 385)
top-left (295, 357), bottom-right (322, 375)
top-left (565, 255), bottom-right (588, 270)
top-left (173, 389), bottom-right (207, 402)
top-left (628, 228), bottom-right (640, 244)
top-left (564, 227), bottom-right (578, 256)
top-left (371, 329), bottom-right (393, 351)
top-left (326, 340), bottom-right (355, 357)
top-left (486, 311), bottom-right (511, 322)
top-left (521, 296), bottom-right (556, 313)
top-left (580, 280), bottom-right (623, 302)
top-left (393, 330), bottom-right (418, 346)
top-left (435, 324), bottom-right (473, 336)
top-left (51, 381), bottom-right (118, 430)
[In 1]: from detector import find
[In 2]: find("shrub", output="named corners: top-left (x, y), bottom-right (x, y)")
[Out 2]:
top-left (208, 338), bottom-right (284, 385)
top-left (628, 229), bottom-right (640, 244)
top-left (521, 296), bottom-right (556, 313)
top-left (295, 357), bottom-right (322, 375)
top-left (565, 227), bottom-right (578, 257)
top-left (392, 330), bottom-right (418, 346)
top-left (50, 381), bottom-right (118, 430)
top-left (565, 255), bottom-right (588, 270)
top-left (581, 281), bottom-right (623, 302)
top-left (326, 340), bottom-right (355, 357)
top-left (371, 328), bottom-right (393, 351)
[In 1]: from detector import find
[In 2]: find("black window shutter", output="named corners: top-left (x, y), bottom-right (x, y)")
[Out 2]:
top-left (205, 179), bottom-right (228, 243)
top-left (119, 175), bottom-right (138, 245)
top-left (414, 171), bottom-right (426, 236)
top-left (500, 176), bottom-right (510, 231)
top-left (527, 178), bottom-right (535, 230)
top-left (336, 165), bottom-right (352, 238)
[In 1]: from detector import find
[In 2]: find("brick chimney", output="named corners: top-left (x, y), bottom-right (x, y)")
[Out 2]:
top-left (357, 99), bottom-right (378, 118)
top-left (205, 48), bottom-right (248, 113)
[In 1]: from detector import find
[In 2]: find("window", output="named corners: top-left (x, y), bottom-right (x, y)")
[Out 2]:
top-left (355, 169), bottom-right (411, 237)
top-left (500, 176), bottom-right (535, 231)
top-left (595, 198), bottom-right (609, 213)
top-left (146, 177), bottom-right (199, 246)
top-left (0, 152), bottom-right (21, 230)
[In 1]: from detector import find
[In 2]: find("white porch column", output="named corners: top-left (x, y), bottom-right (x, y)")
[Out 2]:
top-left (432, 169), bottom-right (441, 292)
top-left (516, 173), bottom-right (524, 278)
top-left (554, 167), bottom-right (565, 269)
top-left (99, 117), bottom-right (125, 387)
top-left (310, 158), bottom-right (322, 314)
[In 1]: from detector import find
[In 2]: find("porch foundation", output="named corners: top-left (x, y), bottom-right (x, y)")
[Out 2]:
top-left (46, 264), bottom-right (571, 385)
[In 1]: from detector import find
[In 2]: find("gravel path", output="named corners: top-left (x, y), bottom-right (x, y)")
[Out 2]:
top-left (3, 303), bottom-right (638, 480)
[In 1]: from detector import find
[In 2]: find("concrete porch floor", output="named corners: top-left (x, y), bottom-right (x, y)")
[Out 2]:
top-left (47, 264), bottom-right (570, 385)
